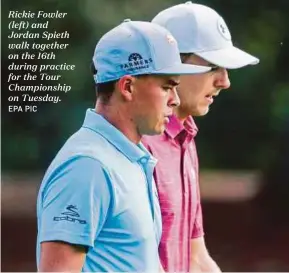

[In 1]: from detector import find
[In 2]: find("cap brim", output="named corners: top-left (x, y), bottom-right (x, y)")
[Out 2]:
top-left (196, 46), bottom-right (259, 69)
top-left (155, 63), bottom-right (211, 75)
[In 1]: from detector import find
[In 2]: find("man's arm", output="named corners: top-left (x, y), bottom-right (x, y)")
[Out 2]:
top-left (190, 237), bottom-right (221, 272)
top-left (39, 241), bottom-right (86, 272)
top-left (38, 157), bottom-right (111, 271)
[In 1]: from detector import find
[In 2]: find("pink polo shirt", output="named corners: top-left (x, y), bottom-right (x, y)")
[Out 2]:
top-left (142, 115), bottom-right (204, 272)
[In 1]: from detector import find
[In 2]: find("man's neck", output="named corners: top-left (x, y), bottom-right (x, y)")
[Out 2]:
top-left (174, 108), bottom-right (188, 124)
top-left (95, 102), bottom-right (141, 144)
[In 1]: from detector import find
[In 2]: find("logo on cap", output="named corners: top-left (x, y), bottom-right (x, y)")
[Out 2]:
top-left (217, 17), bottom-right (231, 41)
top-left (128, 53), bottom-right (143, 62)
top-left (166, 34), bottom-right (176, 44)
top-left (120, 53), bottom-right (153, 72)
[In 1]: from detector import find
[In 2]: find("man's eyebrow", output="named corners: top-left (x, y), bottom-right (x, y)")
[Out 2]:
top-left (165, 79), bottom-right (180, 86)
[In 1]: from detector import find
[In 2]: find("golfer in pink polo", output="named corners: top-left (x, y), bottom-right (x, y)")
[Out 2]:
top-left (142, 2), bottom-right (259, 272)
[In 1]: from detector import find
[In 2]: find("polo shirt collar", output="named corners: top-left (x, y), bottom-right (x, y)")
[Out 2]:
top-left (82, 109), bottom-right (152, 163)
top-left (165, 114), bottom-right (198, 139)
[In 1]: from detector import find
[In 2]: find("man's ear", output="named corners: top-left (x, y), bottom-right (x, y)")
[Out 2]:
top-left (116, 75), bottom-right (136, 101)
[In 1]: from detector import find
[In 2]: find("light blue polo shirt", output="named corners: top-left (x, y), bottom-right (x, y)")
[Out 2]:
top-left (36, 108), bottom-right (162, 272)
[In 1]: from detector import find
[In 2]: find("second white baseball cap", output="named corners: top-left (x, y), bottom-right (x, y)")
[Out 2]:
top-left (152, 1), bottom-right (259, 69)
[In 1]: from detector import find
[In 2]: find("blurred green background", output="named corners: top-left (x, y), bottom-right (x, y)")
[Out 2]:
top-left (1, 0), bottom-right (289, 271)
top-left (2, 0), bottom-right (288, 172)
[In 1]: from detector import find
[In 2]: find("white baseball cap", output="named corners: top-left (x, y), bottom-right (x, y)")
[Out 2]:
top-left (152, 1), bottom-right (259, 69)
top-left (93, 20), bottom-right (211, 83)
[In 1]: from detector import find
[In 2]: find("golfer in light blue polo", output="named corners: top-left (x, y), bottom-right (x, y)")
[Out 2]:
top-left (36, 20), bottom-right (211, 272)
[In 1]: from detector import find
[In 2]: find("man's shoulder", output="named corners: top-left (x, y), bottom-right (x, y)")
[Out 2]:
top-left (47, 128), bottom-right (124, 176)
top-left (141, 134), bottom-right (175, 158)
top-left (56, 129), bottom-right (108, 160)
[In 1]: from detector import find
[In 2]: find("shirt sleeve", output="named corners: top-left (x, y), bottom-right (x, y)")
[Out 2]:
top-left (38, 156), bottom-right (112, 248)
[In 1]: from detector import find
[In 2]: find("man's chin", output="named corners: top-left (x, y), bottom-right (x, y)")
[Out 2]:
top-left (143, 127), bottom-right (165, 136)
top-left (192, 107), bottom-right (210, 117)
top-left (153, 127), bottom-right (165, 135)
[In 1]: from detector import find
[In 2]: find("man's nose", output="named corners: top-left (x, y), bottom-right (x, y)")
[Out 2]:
top-left (215, 68), bottom-right (231, 90)
top-left (168, 87), bottom-right (180, 108)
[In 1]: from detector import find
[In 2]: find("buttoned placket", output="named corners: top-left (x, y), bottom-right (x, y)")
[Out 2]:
top-left (178, 131), bottom-right (192, 196)
top-left (139, 157), bottom-right (155, 221)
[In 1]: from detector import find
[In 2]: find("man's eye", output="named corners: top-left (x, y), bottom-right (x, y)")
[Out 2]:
top-left (163, 86), bottom-right (172, 91)
top-left (210, 66), bottom-right (220, 72)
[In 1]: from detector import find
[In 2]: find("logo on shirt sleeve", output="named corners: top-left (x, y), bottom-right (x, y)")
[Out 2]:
top-left (53, 205), bottom-right (87, 224)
